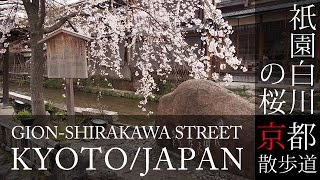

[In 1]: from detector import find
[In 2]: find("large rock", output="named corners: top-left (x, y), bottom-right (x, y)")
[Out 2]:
top-left (157, 79), bottom-right (254, 115)
top-left (156, 79), bottom-right (255, 179)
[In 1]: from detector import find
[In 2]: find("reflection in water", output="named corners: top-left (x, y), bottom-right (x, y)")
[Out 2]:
top-left (9, 83), bottom-right (158, 125)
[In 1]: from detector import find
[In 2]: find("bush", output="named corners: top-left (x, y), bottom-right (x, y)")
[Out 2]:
top-left (15, 109), bottom-right (32, 121)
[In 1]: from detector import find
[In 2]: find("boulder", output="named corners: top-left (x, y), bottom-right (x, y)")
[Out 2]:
top-left (155, 79), bottom-right (255, 179)
top-left (157, 79), bottom-right (254, 115)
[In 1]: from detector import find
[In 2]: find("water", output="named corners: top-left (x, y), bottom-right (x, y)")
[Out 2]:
top-left (7, 83), bottom-right (159, 125)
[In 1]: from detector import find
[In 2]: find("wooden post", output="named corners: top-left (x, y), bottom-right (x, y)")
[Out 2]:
top-left (66, 78), bottom-right (75, 126)
top-left (2, 47), bottom-right (10, 107)
top-left (65, 78), bottom-right (75, 115)
top-left (258, 15), bottom-right (264, 72)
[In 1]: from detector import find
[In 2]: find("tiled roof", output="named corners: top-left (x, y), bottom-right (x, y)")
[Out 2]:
top-left (222, 0), bottom-right (320, 18)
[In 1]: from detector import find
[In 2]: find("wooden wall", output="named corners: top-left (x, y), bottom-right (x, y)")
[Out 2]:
top-left (47, 33), bottom-right (88, 79)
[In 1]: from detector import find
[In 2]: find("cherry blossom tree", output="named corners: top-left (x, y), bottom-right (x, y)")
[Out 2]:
top-left (1, 0), bottom-right (245, 118)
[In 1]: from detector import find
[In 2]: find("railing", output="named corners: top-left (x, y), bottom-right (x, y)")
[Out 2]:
top-left (9, 64), bottom-right (31, 74)
top-left (9, 64), bottom-right (47, 75)
top-left (0, 118), bottom-right (59, 175)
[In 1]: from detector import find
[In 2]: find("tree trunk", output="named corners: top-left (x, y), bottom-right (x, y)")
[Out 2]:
top-left (30, 30), bottom-right (46, 116)
top-left (22, 0), bottom-right (50, 126)
top-left (24, 1), bottom-right (46, 116)
top-left (2, 47), bottom-right (10, 107)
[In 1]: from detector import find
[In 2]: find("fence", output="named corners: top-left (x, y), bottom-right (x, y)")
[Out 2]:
top-left (9, 64), bottom-right (47, 75)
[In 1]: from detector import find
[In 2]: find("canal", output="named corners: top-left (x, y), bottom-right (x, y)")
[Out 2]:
top-left (5, 83), bottom-right (159, 125)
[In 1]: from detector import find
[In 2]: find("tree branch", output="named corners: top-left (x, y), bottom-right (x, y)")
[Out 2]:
top-left (22, 0), bottom-right (39, 23)
top-left (43, 12), bottom-right (89, 34)
top-left (22, 0), bottom-right (32, 12)
top-left (67, 19), bottom-right (78, 32)
top-left (96, 1), bottom-right (174, 33)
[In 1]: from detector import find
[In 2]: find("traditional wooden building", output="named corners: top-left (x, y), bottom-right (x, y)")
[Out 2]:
top-left (5, 0), bottom-right (319, 88)
top-left (218, 0), bottom-right (320, 82)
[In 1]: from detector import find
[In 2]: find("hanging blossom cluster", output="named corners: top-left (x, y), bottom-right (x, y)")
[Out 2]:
top-left (201, 0), bottom-right (247, 85)
top-left (76, 0), bottom-right (245, 113)
top-left (0, 0), bottom-right (21, 53)
top-left (1, 0), bottom-right (245, 114)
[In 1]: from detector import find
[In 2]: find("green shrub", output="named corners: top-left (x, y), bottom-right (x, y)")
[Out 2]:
top-left (45, 101), bottom-right (58, 114)
top-left (158, 83), bottom-right (174, 95)
top-left (15, 109), bottom-right (32, 121)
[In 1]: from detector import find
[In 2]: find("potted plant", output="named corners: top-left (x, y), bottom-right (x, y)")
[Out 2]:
top-left (90, 119), bottom-right (107, 139)
top-left (16, 109), bottom-right (34, 126)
